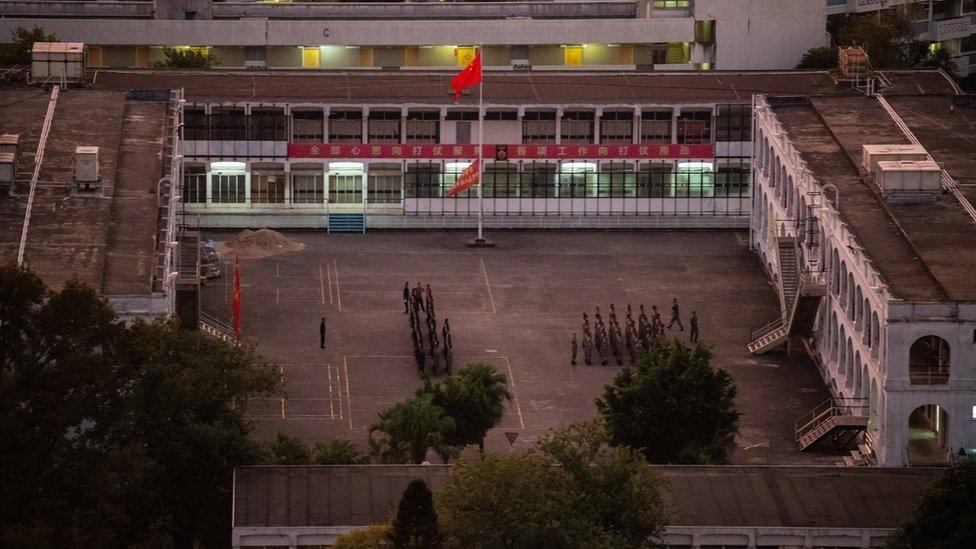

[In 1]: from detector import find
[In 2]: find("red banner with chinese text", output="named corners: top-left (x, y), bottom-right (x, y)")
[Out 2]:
top-left (287, 143), bottom-right (713, 160)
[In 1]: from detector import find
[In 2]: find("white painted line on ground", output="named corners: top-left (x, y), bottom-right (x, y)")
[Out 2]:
top-left (480, 258), bottom-right (497, 313)
top-left (326, 262), bottom-right (334, 305)
top-left (343, 356), bottom-right (352, 430)
top-left (279, 364), bottom-right (286, 419)
top-left (503, 356), bottom-right (525, 430)
top-left (334, 364), bottom-right (343, 420)
top-left (276, 262), bottom-right (280, 278)
top-left (276, 288), bottom-right (280, 305)
top-left (346, 355), bottom-right (414, 358)
top-left (333, 258), bottom-right (343, 312)
top-left (327, 363), bottom-right (335, 419)
top-left (318, 263), bottom-right (326, 304)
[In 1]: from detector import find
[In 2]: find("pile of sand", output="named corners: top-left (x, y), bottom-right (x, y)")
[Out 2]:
top-left (222, 229), bottom-right (305, 259)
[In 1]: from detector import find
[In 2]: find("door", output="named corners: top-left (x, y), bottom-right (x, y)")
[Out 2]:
top-left (328, 172), bottom-right (365, 212)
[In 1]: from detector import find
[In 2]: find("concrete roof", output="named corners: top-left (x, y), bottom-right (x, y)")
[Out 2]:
top-left (92, 69), bottom-right (958, 106)
top-left (767, 94), bottom-right (976, 303)
top-left (232, 464), bottom-right (942, 530)
top-left (0, 88), bottom-right (169, 295)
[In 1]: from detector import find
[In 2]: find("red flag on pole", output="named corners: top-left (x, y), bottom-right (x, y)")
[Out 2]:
top-left (446, 159), bottom-right (480, 198)
top-left (231, 252), bottom-right (241, 337)
top-left (451, 52), bottom-right (482, 102)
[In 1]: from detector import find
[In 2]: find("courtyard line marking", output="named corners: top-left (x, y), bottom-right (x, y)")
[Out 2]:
top-left (480, 258), bottom-right (497, 313)
top-left (333, 258), bottom-right (343, 312)
top-left (279, 364), bottom-right (286, 419)
top-left (276, 262), bottom-right (279, 278)
top-left (276, 288), bottom-right (280, 305)
top-left (327, 363), bottom-right (335, 419)
top-left (318, 263), bottom-right (326, 304)
top-left (334, 364), bottom-right (343, 420)
top-left (502, 356), bottom-right (525, 430)
top-left (346, 355), bottom-right (413, 358)
top-left (326, 262), bottom-right (334, 305)
top-left (343, 356), bottom-right (352, 430)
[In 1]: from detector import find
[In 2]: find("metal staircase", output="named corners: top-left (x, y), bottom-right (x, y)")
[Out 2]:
top-left (795, 398), bottom-right (869, 451)
top-left (199, 310), bottom-right (238, 344)
top-left (327, 213), bottom-right (366, 234)
top-left (748, 236), bottom-right (826, 354)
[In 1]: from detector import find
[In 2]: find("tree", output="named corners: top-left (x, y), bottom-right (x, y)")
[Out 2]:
top-left (796, 46), bottom-right (838, 69)
top-left (369, 393), bottom-right (454, 464)
top-left (435, 422), bottom-right (667, 547)
top-left (314, 439), bottom-right (368, 465)
top-left (836, 12), bottom-right (916, 68)
top-left (423, 363), bottom-right (511, 453)
top-left (264, 433), bottom-right (312, 465)
top-left (0, 264), bottom-right (281, 548)
top-left (536, 420), bottom-right (667, 547)
top-left (435, 453), bottom-right (575, 547)
top-left (388, 479), bottom-right (442, 548)
top-left (0, 26), bottom-right (58, 67)
top-left (154, 47), bottom-right (219, 69)
top-left (886, 462), bottom-right (976, 548)
top-left (335, 524), bottom-right (392, 548)
top-left (596, 338), bottom-right (739, 464)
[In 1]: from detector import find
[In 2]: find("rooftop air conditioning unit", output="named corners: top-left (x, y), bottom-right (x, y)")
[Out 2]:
top-left (0, 152), bottom-right (16, 194)
top-left (29, 42), bottom-right (86, 86)
top-left (75, 146), bottom-right (100, 190)
top-left (876, 160), bottom-right (942, 203)
top-left (0, 134), bottom-right (20, 155)
top-left (861, 144), bottom-right (928, 174)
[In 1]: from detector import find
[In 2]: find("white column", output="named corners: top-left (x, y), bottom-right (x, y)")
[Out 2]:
top-left (593, 107), bottom-right (602, 145)
top-left (555, 106), bottom-right (564, 144)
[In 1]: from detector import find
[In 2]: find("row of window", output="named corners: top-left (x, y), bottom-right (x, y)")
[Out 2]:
top-left (183, 163), bottom-right (751, 204)
top-left (183, 106), bottom-right (752, 144)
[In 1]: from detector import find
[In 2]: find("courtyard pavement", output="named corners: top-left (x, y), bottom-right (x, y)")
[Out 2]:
top-left (201, 229), bottom-right (836, 465)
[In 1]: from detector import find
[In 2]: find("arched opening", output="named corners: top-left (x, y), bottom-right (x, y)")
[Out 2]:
top-left (868, 378), bottom-right (878, 432)
top-left (846, 273), bottom-right (855, 320)
top-left (844, 339), bottom-right (853, 388)
top-left (838, 325), bottom-right (847, 371)
top-left (839, 262), bottom-right (848, 307)
top-left (909, 336), bottom-right (950, 385)
top-left (907, 405), bottom-right (950, 466)
top-left (854, 353), bottom-right (863, 396)
top-left (831, 249), bottom-right (840, 295)
top-left (854, 287), bottom-right (863, 330)
top-left (870, 312), bottom-right (880, 351)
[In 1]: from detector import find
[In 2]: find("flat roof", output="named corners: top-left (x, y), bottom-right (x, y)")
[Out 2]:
top-left (0, 88), bottom-right (169, 295)
top-left (92, 69), bottom-right (957, 106)
top-left (232, 465), bottom-right (942, 530)
top-left (767, 94), bottom-right (976, 303)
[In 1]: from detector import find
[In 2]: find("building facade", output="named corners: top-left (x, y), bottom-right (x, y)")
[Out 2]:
top-left (0, 0), bottom-right (826, 72)
top-left (828, 0), bottom-right (976, 76)
top-left (750, 92), bottom-right (976, 467)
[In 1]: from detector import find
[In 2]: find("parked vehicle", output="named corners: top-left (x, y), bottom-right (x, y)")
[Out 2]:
top-left (201, 238), bottom-right (221, 280)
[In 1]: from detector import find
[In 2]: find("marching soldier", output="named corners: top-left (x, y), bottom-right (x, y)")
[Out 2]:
top-left (583, 330), bottom-right (593, 365)
top-left (690, 311), bottom-right (700, 343)
top-left (571, 333), bottom-right (578, 366)
top-left (668, 298), bottom-right (683, 331)
top-left (609, 326), bottom-right (622, 366)
top-left (596, 322), bottom-right (609, 366)
top-left (443, 344), bottom-right (453, 374)
top-left (595, 306), bottom-right (602, 325)
top-left (651, 305), bottom-right (663, 336)
top-left (609, 302), bottom-right (617, 324)
top-left (442, 318), bottom-right (452, 350)
top-left (403, 282), bottom-right (411, 314)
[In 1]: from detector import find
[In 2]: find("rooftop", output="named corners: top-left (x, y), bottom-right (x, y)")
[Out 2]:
top-left (233, 464), bottom-right (942, 530)
top-left (767, 94), bottom-right (976, 303)
top-left (91, 69), bottom-right (958, 106)
top-left (0, 87), bottom-right (170, 295)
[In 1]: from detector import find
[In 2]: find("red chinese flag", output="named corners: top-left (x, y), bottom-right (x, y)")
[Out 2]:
top-left (451, 52), bottom-right (482, 102)
top-left (231, 252), bottom-right (242, 337)
top-left (446, 159), bottom-right (480, 197)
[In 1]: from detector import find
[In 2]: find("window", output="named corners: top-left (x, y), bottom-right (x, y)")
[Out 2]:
top-left (484, 111), bottom-right (517, 121)
top-left (961, 33), bottom-right (976, 53)
top-left (674, 162), bottom-right (714, 197)
top-left (368, 111), bottom-right (401, 143)
top-left (564, 45), bottom-right (583, 66)
top-left (600, 111), bottom-right (633, 144)
top-left (641, 110), bottom-right (672, 142)
top-left (405, 111), bottom-right (439, 143)
top-left (556, 163), bottom-right (597, 197)
top-left (291, 111), bottom-right (324, 143)
top-left (182, 165), bottom-right (206, 203)
top-left (520, 162), bottom-right (558, 198)
top-left (560, 111), bottom-right (594, 144)
top-left (441, 162), bottom-right (476, 198)
top-left (367, 168), bottom-right (402, 204)
top-left (209, 108), bottom-right (246, 141)
top-left (676, 110), bottom-right (711, 144)
top-left (649, 45), bottom-right (668, 66)
top-left (715, 105), bottom-right (751, 142)
top-left (598, 163), bottom-right (637, 197)
top-left (184, 108), bottom-right (208, 140)
top-left (964, 0), bottom-right (976, 15)
top-left (404, 162), bottom-right (441, 198)
top-left (302, 47), bottom-right (320, 68)
top-left (522, 111), bottom-right (557, 143)
top-left (638, 162), bottom-right (671, 197)
top-left (291, 172), bottom-right (324, 204)
top-left (715, 163), bottom-right (751, 198)
top-left (210, 173), bottom-right (245, 203)
top-left (250, 173), bottom-right (285, 203)
top-left (329, 111), bottom-right (363, 143)
top-left (248, 109), bottom-right (287, 141)
top-left (483, 162), bottom-right (519, 198)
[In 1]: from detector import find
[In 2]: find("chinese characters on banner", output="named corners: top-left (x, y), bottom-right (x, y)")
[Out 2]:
top-left (287, 143), bottom-right (714, 160)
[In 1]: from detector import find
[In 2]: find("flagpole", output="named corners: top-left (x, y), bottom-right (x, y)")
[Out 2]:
top-left (477, 44), bottom-right (484, 242)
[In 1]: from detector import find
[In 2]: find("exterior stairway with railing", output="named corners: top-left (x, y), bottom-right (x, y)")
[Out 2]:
top-left (795, 397), bottom-right (869, 451)
top-left (748, 236), bottom-right (827, 354)
top-left (199, 310), bottom-right (239, 344)
top-left (327, 213), bottom-right (366, 234)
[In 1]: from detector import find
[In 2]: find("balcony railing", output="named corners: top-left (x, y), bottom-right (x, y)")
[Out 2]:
top-left (909, 368), bottom-right (950, 385)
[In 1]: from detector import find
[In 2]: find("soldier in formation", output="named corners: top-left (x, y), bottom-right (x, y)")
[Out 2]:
top-left (405, 282), bottom-right (453, 377)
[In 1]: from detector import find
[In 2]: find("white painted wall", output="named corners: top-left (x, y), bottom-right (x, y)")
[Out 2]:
top-left (695, 0), bottom-right (828, 70)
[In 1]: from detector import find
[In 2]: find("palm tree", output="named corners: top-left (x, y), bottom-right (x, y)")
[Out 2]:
top-left (369, 393), bottom-right (454, 464)
top-left (432, 363), bottom-right (512, 454)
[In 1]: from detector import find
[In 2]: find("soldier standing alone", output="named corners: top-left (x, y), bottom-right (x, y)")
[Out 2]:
top-left (402, 282), bottom-right (410, 314)
top-left (319, 317), bottom-right (326, 349)
top-left (690, 311), bottom-right (700, 343)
